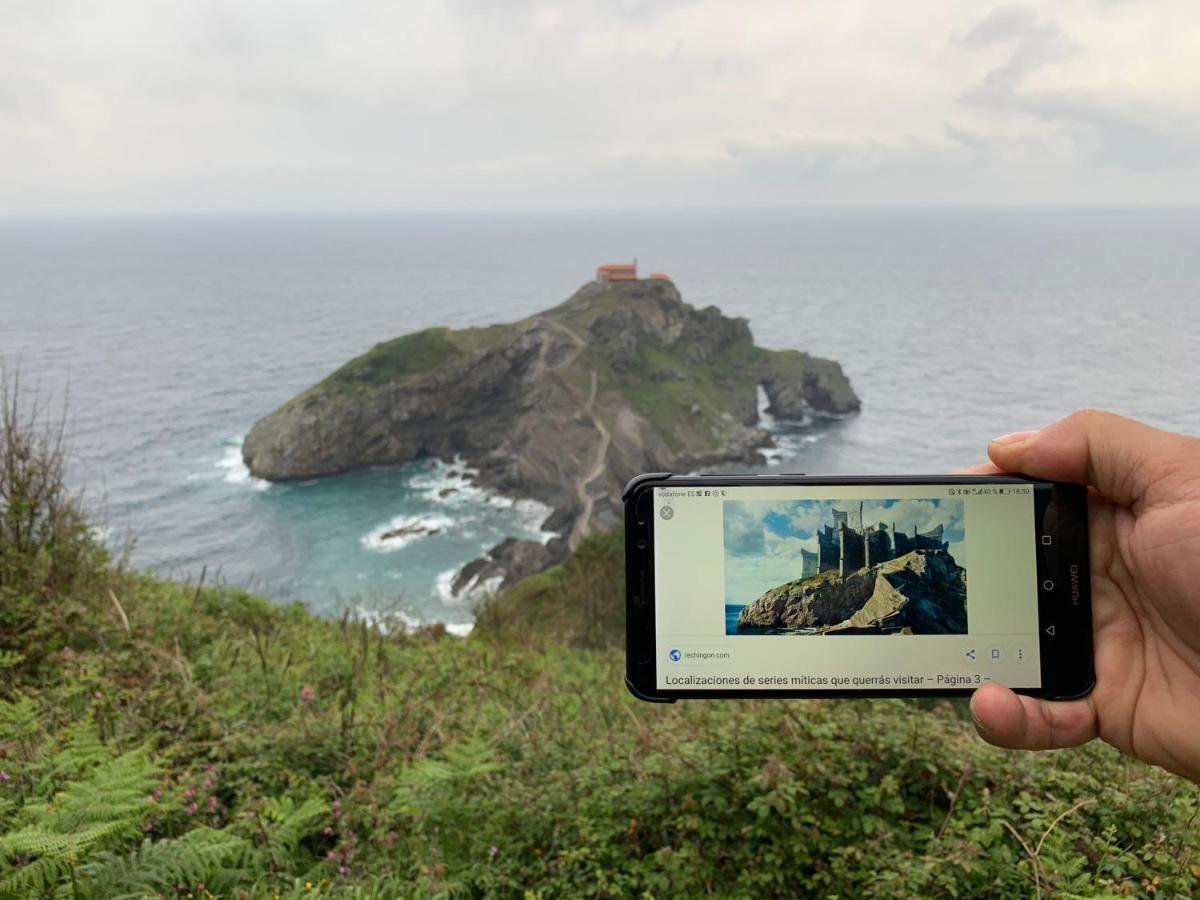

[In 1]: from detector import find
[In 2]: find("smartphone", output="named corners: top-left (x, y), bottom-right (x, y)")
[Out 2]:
top-left (624, 473), bottom-right (1093, 701)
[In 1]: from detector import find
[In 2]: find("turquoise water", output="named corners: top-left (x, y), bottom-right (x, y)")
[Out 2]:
top-left (4, 209), bottom-right (1198, 626)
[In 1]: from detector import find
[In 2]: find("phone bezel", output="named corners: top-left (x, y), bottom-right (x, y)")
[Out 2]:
top-left (624, 473), bottom-right (1094, 702)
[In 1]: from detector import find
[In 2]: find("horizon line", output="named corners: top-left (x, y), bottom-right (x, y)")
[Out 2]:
top-left (2, 203), bottom-right (1200, 221)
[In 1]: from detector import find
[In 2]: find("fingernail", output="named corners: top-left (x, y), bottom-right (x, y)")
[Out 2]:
top-left (971, 712), bottom-right (990, 737)
top-left (990, 429), bottom-right (1038, 447)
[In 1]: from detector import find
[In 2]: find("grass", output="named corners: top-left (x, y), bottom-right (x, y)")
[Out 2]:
top-left (3, 369), bottom-right (1198, 898)
top-left (621, 339), bottom-right (764, 454)
top-left (4, 562), bottom-right (1199, 897)
top-left (315, 323), bottom-right (518, 395)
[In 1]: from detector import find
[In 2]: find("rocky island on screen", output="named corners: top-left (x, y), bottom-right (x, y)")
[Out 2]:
top-left (725, 498), bottom-right (968, 636)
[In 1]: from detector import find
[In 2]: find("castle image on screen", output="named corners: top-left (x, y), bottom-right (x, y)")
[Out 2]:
top-left (723, 498), bottom-right (967, 636)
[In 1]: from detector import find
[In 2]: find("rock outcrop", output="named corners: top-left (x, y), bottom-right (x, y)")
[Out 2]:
top-left (243, 278), bottom-right (859, 589)
top-left (450, 536), bottom-right (565, 598)
top-left (736, 550), bottom-right (967, 635)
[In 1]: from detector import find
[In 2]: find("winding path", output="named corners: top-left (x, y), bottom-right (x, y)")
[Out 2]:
top-left (536, 318), bottom-right (611, 549)
top-left (570, 369), bottom-right (612, 549)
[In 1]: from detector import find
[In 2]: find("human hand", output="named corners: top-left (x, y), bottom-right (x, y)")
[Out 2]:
top-left (967, 410), bottom-right (1200, 782)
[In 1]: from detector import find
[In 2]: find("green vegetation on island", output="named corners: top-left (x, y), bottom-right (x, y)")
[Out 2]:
top-left (2, 380), bottom-right (1199, 897)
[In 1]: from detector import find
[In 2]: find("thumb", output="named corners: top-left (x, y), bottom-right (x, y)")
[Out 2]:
top-left (987, 409), bottom-right (1182, 508)
top-left (970, 682), bottom-right (1098, 751)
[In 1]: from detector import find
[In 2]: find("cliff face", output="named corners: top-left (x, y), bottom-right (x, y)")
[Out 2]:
top-left (736, 549), bottom-right (967, 635)
top-left (243, 279), bottom-right (859, 558)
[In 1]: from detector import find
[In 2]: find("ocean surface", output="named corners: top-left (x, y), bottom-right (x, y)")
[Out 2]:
top-left (4, 209), bottom-right (1198, 628)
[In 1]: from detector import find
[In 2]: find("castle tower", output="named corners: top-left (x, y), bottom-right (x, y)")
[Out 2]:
top-left (800, 548), bottom-right (818, 579)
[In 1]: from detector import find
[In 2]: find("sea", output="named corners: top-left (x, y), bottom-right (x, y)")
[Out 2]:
top-left (3, 209), bottom-right (1198, 631)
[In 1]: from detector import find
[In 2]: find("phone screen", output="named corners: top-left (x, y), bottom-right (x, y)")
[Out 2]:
top-left (651, 481), bottom-right (1044, 692)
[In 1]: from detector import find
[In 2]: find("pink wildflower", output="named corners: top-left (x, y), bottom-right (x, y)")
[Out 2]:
top-left (185, 802), bottom-right (198, 815)
top-left (143, 821), bottom-right (154, 832)
top-left (183, 788), bottom-right (195, 801)
top-left (208, 795), bottom-right (217, 811)
top-left (0, 771), bottom-right (9, 783)
top-left (300, 685), bottom-right (316, 702)
top-left (338, 866), bottom-right (349, 875)
top-left (323, 826), bottom-right (334, 835)
top-left (490, 845), bottom-right (498, 857)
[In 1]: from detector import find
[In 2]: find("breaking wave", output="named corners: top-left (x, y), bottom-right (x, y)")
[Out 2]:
top-left (354, 604), bottom-right (474, 638)
top-left (215, 439), bottom-right (271, 491)
top-left (757, 385), bottom-right (822, 466)
top-left (418, 456), bottom-right (557, 543)
top-left (361, 513), bottom-right (456, 552)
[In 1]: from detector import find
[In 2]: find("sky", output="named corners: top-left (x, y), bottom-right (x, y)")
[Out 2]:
top-left (2, 0), bottom-right (1198, 213)
top-left (723, 498), bottom-right (966, 606)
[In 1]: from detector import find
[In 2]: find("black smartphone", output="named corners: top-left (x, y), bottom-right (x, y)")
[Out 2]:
top-left (624, 473), bottom-right (1093, 702)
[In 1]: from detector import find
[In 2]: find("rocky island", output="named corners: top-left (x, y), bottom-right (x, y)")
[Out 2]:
top-left (736, 549), bottom-right (968, 635)
top-left (243, 272), bottom-right (859, 591)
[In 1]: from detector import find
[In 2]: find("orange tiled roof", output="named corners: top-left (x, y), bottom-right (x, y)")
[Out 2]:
top-left (650, 272), bottom-right (671, 281)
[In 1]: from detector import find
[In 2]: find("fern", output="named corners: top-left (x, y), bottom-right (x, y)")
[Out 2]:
top-left (390, 738), bottom-right (504, 816)
top-left (0, 821), bottom-right (127, 897)
top-left (254, 795), bottom-right (329, 873)
top-left (0, 749), bottom-right (159, 899)
top-left (43, 722), bottom-right (109, 783)
top-left (24, 751), bottom-right (159, 833)
top-left (0, 695), bottom-right (41, 760)
top-left (76, 827), bottom-right (249, 899)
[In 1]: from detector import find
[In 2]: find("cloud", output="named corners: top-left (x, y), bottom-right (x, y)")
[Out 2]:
top-left (723, 502), bottom-right (767, 556)
top-left (2, 1), bottom-right (1199, 211)
top-left (955, 4), bottom-right (1073, 105)
top-left (954, 4), bottom-right (1200, 170)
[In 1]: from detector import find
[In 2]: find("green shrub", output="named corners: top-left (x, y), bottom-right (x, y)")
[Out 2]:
top-left (0, 369), bottom-right (109, 671)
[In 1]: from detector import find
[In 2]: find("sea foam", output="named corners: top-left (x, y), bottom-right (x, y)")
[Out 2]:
top-left (354, 604), bottom-right (473, 638)
top-left (216, 439), bottom-right (271, 491)
top-left (756, 385), bottom-right (820, 465)
top-left (361, 513), bottom-right (456, 552)
top-left (418, 456), bottom-right (558, 543)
